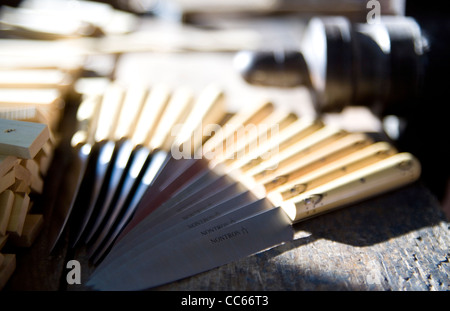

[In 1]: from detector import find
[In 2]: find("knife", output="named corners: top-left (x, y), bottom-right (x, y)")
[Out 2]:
top-left (92, 185), bottom-right (257, 277)
top-left (47, 143), bottom-right (91, 253)
top-left (69, 85), bottom-right (226, 260)
top-left (87, 201), bottom-right (294, 290)
top-left (98, 170), bottom-right (245, 267)
top-left (116, 157), bottom-right (210, 240)
top-left (83, 138), bottom-right (135, 244)
top-left (87, 149), bottom-right (169, 263)
top-left (97, 140), bottom-right (394, 264)
top-left (85, 145), bottom-right (151, 258)
top-left (88, 151), bottom-right (420, 290)
top-left (69, 139), bottom-right (117, 247)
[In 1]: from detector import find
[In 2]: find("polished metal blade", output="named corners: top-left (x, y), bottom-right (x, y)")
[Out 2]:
top-left (47, 143), bottom-right (91, 253)
top-left (83, 138), bottom-right (135, 244)
top-left (116, 157), bottom-right (210, 241)
top-left (87, 149), bottom-right (168, 263)
top-left (93, 188), bottom-right (258, 277)
top-left (70, 140), bottom-right (116, 247)
top-left (85, 145), bottom-right (151, 259)
top-left (95, 173), bottom-right (244, 269)
top-left (88, 202), bottom-right (293, 291)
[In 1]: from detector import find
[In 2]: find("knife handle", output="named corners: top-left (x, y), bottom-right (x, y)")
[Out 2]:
top-left (281, 152), bottom-right (421, 222)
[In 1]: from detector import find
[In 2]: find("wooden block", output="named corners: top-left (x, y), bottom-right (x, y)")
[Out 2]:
top-left (14, 162), bottom-right (32, 183)
top-left (0, 190), bottom-right (14, 236)
top-left (0, 235), bottom-right (7, 250)
top-left (23, 159), bottom-right (40, 178)
top-left (0, 170), bottom-right (15, 193)
top-left (0, 118), bottom-right (50, 159)
top-left (27, 201), bottom-right (34, 214)
top-left (0, 253), bottom-right (16, 290)
top-left (0, 90), bottom-right (63, 130)
top-left (9, 214), bottom-right (43, 248)
top-left (0, 105), bottom-right (49, 125)
top-left (30, 173), bottom-right (44, 194)
top-left (35, 148), bottom-right (52, 176)
top-left (39, 140), bottom-right (53, 158)
top-left (6, 193), bottom-right (30, 236)
top-left (0, 253), bottom-right (4, 267)
top-left (0, 155), bottom-right (19, 177)
top-left (0, 40), bottom-right (85, 72)
top-left (0, 69), bottom-right (72, 89)
top-left (9, 179), bottom-right (31, 194)
top-left (0, 88), bottom-right (61, 106)
top-left (12, 161), bottom-right (37, 193)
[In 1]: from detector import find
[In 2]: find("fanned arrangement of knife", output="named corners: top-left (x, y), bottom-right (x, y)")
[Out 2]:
top-left (50, 81), bottom-right (421, 290)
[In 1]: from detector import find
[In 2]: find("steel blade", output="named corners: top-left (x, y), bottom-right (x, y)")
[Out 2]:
top-left (83, 138), bottom-right (135, 244)
top-left (47, 143), bottom-right (91, 253)
top-left (85, 145), bottom-right (151, 258)
top-left (93, 188), bottom-right (258, 277)
top-left (70, 140), bottom-right (116, 247)
top-left (91, 165), bottom-right (230, 266)
top-left (87, 150), bottom-right (168, 263)
top-left (117, 157), bottom-right (210, 240)
top-left (88, 202), bottom-right (293, 290)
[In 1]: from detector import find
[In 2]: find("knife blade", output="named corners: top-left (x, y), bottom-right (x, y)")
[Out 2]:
top-left (46, 143), bottom-right (91, 253)
top-left (92, 186), bottom-right (258, 277)
top-left (116, 157), bottom-right (210, 240)
top-left (96, 172), bottom-right (248, 269)
top-left (70, 139), bottom-right (117, 247)
top-left (87, 149), bottom-right (169, 263)
top-left (83, 138), bottom-right (135, 244)
top-left (87, 201), bottom-right (293, 290)
top-left (85, 145), bottom-right (151, 256)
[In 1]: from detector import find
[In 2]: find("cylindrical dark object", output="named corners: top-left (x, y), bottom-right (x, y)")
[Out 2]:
top-left (235, 15), bottom-right (428, 116)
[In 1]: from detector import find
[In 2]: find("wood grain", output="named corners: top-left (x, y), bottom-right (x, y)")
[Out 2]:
top-left (0, 190), bottom-right (14, 236)
top-left (0, 254), bottom-right (15, 290)
top-left (6, 193), bottom-right (30, 236)
top-left (0, 119), bottom-right (49, 159)
top-left (0, 155), bottom-right (19, 177)
top-left (9, 214), bottom-right (44, 248)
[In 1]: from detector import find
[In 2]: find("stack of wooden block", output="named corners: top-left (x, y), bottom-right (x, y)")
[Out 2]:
top-left (0, 29), bottom-right (99, 289)
top-left (0, 48), bottom-right (83, 289)
top-left (0, 67), bottom-right (79, 133)
top-left (0, 118), bottom-right (51, 289)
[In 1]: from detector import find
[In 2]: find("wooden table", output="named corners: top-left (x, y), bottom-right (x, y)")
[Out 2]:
top-left (5, 151), bottom-right (450, 291)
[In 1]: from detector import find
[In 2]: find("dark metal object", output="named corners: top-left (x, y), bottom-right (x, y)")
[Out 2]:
top-left (83, 138), bottom-right (135, 244)
top-left (47, 144), bottom-right (91, 253)
top-left (235, 15), bottom-right (427, 116)
top-left (87, 147), bottom-right (159, 263)
top-left (69, 140), bottom-right (117, 247)
top-left (235, 50), bottom-right (311, 88)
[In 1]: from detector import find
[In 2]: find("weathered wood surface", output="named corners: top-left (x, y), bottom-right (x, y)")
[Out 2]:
top-left (154, 183), bottom-right (450, 291)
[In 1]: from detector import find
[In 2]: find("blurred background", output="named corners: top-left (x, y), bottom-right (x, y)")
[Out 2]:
top-left (0, 0), bottom-right (449, 219)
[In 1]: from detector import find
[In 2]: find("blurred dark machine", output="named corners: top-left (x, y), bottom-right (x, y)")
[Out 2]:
top-left (235, 3), bottom-right (450, 204)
